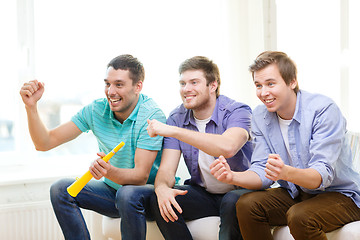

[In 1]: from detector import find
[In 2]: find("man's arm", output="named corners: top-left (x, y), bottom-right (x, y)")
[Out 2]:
top-left (210, 155), bottom-right (263, 189)
top-left (265, 154), bottom-right (322, 189)
top-left (147, 119), bottom-right (248, 158)
top-left (90, 148), bottom-right (159, 185)
top-left (211, 154), bottom-right (322, 190)
top-left (20, 80), bottom-right (82, 151)
top-left (154, 148), bottom-right (188, 222)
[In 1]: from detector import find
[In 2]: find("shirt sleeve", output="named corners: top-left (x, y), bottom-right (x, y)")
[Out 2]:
top-left (137, 109), bottom-right (166, 151)
top-left (225, 105), bottom-right (252, 133)
top-left (308, 103), bottom-right (346, 191)
top-left (163, 114), bottom-right (181, 150)
top-left (248, 115), bottom-right (274, 189)
top-left (71, 104), bottom-right (92, 133)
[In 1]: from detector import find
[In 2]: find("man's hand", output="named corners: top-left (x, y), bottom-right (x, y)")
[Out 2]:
top-left (89, 152), bottom-right (112, 180)
top-left (265, 154), bottom-right (289, 181)
top-left (155, 185), bottom-right (188, 222)
top-left (19, 80), bottom-right (45, 108)
top-left (210, 155), bottom-right (233, 184)
top-left (147, 119), bottom-right (172, 137)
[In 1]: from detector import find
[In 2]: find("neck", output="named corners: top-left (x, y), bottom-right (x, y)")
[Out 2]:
top-left (192, 96), bottom-right (217, 120)
top-left (277, 92), bottom-right (297, 120)
top-left (114, 95), bottom-right (140, 123)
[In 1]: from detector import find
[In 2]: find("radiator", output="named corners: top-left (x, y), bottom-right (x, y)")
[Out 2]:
top-left (0, 201), bottom-right (63, 240)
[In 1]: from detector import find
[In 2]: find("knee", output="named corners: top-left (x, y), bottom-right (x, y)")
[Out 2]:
top-left (221, 191), bottom-right (241, 215)
top-left (116, 185), bottom-right (139, 210)
top-left (50, 178), bottom-right (74, 209)
top-left (116, 185), bottom-right (154, 212)
top-left (287, 204), bottom-right (316, 230)
top-left (236, 192), bottom-right (265, 222)
top-left (50, 178), bottom-right (73, 200)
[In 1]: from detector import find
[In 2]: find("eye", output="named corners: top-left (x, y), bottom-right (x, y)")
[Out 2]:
top-left (105, 82), bottom-right (110, 87)
top-left (268, 82), bottom-right (274, 87)
top-left (179, 81), bottom-right (185, 87)
top-left (116, 83), bottom-right (123, 87)
top-left (192, 81), bottom-right (197, 85)
top-left (255, 84), bottom-right (262, 89)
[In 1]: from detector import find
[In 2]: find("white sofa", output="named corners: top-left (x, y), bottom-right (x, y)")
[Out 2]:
top-left (102, 132), bottom-right (360, 240)
top-left (102, 216), bottom-right (220, 240)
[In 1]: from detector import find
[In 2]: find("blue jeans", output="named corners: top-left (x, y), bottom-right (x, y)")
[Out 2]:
top-left (150, 184), bottom-right (252, 240)
top-left (50, 178), bottom-right (154, 240)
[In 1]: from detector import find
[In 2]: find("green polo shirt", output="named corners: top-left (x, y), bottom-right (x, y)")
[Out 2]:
top-left (71, 94), bottom-right (166, 190)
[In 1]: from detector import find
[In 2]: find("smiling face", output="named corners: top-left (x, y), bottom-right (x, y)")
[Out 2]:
top-left (179, 69), bottom-right (217, 118)
top-left (104, 66), bottom-right (142, 122)
top-left (254, 63), bottom-right (297, 120)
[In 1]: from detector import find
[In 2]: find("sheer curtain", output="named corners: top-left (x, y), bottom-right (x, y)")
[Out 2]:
top-left (1, 0), bottom-right (264, 166)
top-left (276, 0), bottom-right (359, 132)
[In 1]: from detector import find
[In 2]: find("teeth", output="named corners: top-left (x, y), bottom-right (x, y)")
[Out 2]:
top-left (110, 98), bottom-right (121, 103)
top-left (265, 99), bottom-right (273, 103)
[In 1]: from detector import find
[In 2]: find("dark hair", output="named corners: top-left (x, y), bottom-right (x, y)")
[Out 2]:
top-left (179, 56), bottom-right (221, 97)
top-left (249, 51), bottom-right (299, 93)
top-left (107, 54), bottom-right (145, 85)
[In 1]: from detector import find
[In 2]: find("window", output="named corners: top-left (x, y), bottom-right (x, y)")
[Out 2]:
top-left (1, 0), bottom-right (251, 166)
top-left (0, 1), bottom-right (17, 153)
top-left (276, 0), bottom-right (360, 131)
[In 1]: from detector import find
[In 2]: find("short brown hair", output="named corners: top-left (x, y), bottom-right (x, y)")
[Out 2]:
top-left (107, 54), bottom-right (145, 85)
top-left (179, 56), bottom-right (221, 97)
top-left (249, 51), bottom-right (299, 93)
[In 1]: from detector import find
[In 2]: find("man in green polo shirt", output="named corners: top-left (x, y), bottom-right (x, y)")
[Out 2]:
top-left (19, 54), bottom-right (166, 240)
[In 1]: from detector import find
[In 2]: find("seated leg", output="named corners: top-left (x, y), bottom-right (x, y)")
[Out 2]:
top-left (287, 192), bottom-right (360, 240)
top-left (115, 184), bottom-right (155, 240)
top-left (236, 188), bottom-right (295, 240)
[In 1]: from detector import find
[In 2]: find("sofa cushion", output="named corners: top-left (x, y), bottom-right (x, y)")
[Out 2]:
top-left (102, 216), bottom-right (220, 240)
top-left (102, 217), bottom-right (164, 240)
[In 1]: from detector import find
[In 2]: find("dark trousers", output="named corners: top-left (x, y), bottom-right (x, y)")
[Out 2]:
top-left (151, 184), bottom-right (252, 240)
top-left (236, 187), bottom-right (360, 240)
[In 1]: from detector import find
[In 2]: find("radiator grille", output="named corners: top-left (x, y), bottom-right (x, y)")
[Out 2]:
top-left (0, 201), bottom-right (63, 240)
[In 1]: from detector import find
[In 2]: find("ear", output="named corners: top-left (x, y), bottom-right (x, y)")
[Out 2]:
top-left (290, 78), bottom-right (297, 90)
top-left (135, 81), bottom-right (143, 94)
top-left (210, 80), bottom-right (218, 94)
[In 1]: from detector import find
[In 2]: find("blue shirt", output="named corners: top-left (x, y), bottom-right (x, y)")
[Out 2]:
top-left (71, 94), bottom-right (166, 190)
top-left (249, 90), bottom-right (360, 207)
top-left (164, 95), bottom-right (253, 186)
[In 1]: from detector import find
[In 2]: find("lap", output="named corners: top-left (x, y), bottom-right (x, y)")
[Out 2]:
top-left (236, 188), bottom-right (297, 226)
top-left (173, 184), bottom-right (222, 220)
top-left (51, 178), bottom-right (120, 218)
top-left (237, 188), bottom-right (360, 230)
top-left (287, 191), bottom-right (360, 232)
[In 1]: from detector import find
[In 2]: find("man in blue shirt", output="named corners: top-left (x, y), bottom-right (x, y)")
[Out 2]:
top-left (147, 56), bottom-right (253, 240)
top-left (19, 54), bottom-right (166, 240)
top-left (210, 51), bottom-right (360, 240)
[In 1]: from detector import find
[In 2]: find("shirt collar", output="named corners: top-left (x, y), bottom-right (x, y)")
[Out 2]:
top-left (106, 94), bottom-right (143, 123)
top-left (127, 94), bottom-right (142, 122)
top-left (183, 96), bottom-right (220, 127)
top-left (292, 90), bottom-right (302, 124)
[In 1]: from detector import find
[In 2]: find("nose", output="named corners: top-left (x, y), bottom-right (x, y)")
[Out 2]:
top-left (182, 82), bottom-right (192, 92)
top-left (107, 84), bottom-right (116, 96)
top-left (260, 86), bottom-right (269, 97)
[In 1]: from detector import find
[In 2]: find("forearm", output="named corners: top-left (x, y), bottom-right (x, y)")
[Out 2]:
top-left (25, 105), bottom-right (52, 151)
top-left (154, 169), bottom-right (176, 190)
top-left (231, 170), bottom-right (263, 190)
top-left (169, 126), bottom-right (248, 158)
top-left (106, 167), bottom-right (150, 185)
top-left (283, 166), bottom-right (322, 189)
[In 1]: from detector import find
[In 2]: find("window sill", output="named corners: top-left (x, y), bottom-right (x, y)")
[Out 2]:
top-left (0, 153), bottom-right (94, 186)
